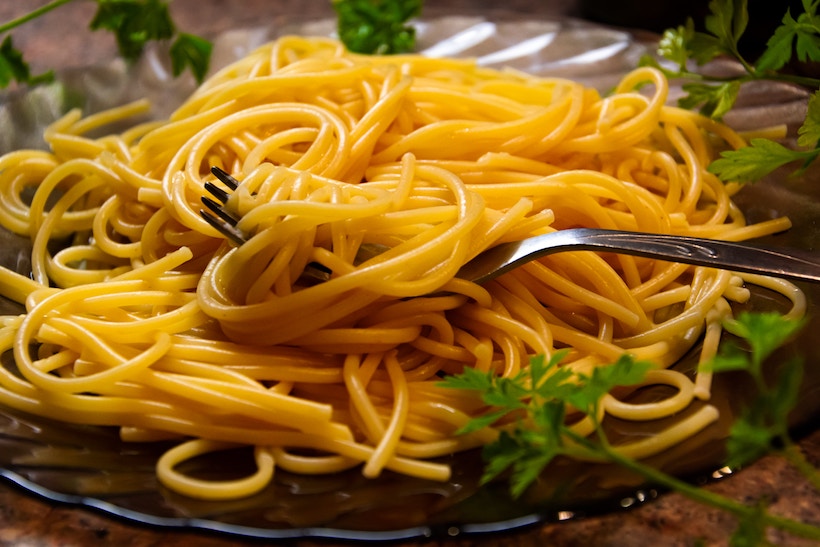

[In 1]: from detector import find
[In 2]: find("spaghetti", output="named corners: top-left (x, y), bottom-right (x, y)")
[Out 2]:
top-left (0, 36), bottom-right (805, 500)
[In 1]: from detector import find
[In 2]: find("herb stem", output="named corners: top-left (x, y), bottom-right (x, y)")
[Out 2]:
top-left (600, 443), bottom-right (820, 542)
top-left (683, 70), bottom-right (820, 91)
top-left (735, 55), bottom-right (755, 76)
top-left (756, 73), bottom-right (820, 89)
top-left (0, 0), bottom-right (75, 35)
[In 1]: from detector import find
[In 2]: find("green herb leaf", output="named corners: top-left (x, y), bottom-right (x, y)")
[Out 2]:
top-left (333, 0), bottom-right (422, 54)
top-left (509, 447), bottom-right (556, 498)
top-left (679, 80), bottom-right (741, 119)
top-left (437, 364), bottom-right (494, 392)
top-left (531, 400), bottom-right (566, 441)
top-left (529, 351), bottom-right (576, 401)
top-left (726, 412), bottom-right (775, 468)
top-left (170, 32), bottom-right (211, 83)
top-left (657, 23), bottom-right (694, 71)
top-left (768, 356), bottom-right (803, 430)
top-left (437, 365), bottom-right (524, 434)
top-left (0, 0), bottom-right (212, 89)
top-left (456, 409), bottom-right (509, 435)
top-left (706, 342), bottom-right (752, 374)
top-left (483, 375), bottom-right (529, 408)
top-left (756, 1), bottom-right (820, 73)
top-left (654, 17), bottom-right (725, 70)
top-left (703, 312), bottom-right (807, 469)
top-left (637, 54), bottom-right (679, 80)
top-left (708, 138), bottom-right (820, 182)
top-left (528, 351), bottom-right (554, 389)
top-left (703, 0), bottom-right (748, 60)
top-left (0, 35), bottom-right (31, 86)
top-left (730, 501), bottom-right (770, 547)
top-left (725, 355), bottom-right (801, 469)
top-left (566, 354), bottom-right (653, 414)
top-left (656, 1), bottom-right (820, 183)
top-left (90, 0), bottom-right (175, 62)
top-left (797, 90), bottom-right (820, 148)
top-left (722, 312), bottom-right (806, 366)
top-left (441, 351), bottom-right (651, 498)
top-left (756, 10), bottom-right (800, 72)
top-left (441, 309), bottom-right (810, 540)
top-left (688, 29), bottom-right (725, 65)
top-left (794, 0), bottom-right (820, 61)
top-left (0, 35), bottom-right (53, 87)
top-left (481, 430), bottom-right (527, 484)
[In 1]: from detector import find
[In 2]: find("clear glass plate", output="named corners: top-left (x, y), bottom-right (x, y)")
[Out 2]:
top-left (0, 12), bottom-right (817, 542)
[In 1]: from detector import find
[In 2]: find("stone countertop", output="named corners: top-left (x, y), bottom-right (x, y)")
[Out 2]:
top-left (1, 1), bottom-right (818, 545)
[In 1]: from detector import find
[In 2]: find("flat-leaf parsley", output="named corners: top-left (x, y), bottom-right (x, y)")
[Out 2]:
top-left (0, 0), bottom-right (211, 87)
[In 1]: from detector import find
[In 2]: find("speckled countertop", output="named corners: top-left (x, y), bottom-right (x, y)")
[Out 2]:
top-left (0, 1), bottom-right (818, 545)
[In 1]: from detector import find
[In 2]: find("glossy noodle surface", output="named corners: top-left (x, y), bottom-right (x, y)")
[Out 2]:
top-left (0, 36), bottom-right (805, 501)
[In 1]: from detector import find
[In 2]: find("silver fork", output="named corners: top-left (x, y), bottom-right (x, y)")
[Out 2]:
top-left (201, 166), bottom-right (820, 285)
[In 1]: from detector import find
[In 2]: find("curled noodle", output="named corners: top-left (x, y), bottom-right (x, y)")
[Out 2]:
top-left (0, 36), bottom-right (803, 500)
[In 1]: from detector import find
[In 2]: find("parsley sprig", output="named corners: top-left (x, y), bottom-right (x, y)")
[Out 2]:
top-left (707, 313), bottom-right (819, 492)
top-left (441, 351), bottom-right (653, 498)
top-left (0, 0), bottom-right (212, 88)
top-left (332, 0), bottom-right (422, 54)
top-left (440, 312), bottom-right (819, 543)
top-left (640, 0), bottom-right (820, 182)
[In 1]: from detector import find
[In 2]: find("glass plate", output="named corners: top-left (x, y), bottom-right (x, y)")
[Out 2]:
top-left (0, 12), bottom-right (817, 542)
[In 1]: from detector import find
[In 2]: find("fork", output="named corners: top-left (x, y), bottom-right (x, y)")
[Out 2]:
top-left (201, 166), bottom-right (820, 285)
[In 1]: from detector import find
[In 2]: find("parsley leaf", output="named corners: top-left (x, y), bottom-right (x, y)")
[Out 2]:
top-left (767, 356), bottom-right (804, 432)
top-left (657, 22), bottom-right (696, 71)
top-left (0, 35), bottom-right (53, 87)
top-left (724, 355), bottom-right (802, 469)
top-left (442, 312), bottom-right (816, 541)
top-left (730, 502), bottom-right (770, 547)
top-left (333, 0), bottom-right (422, 54)
top-left (650, 1), bottom-right (820, 182)
top-left (679, 80), bottom-right (741, 119)
top-left (440, 351), bottom-right (652, 498)
top-left (170, 32), bottom-right (212, 82)
top-left (797, 89), bottom-right (820, 148)
top-left (756, 1), bottom-right (820, 73)
top-left (703, 312), bottom-right (806, 468)
top-left (707, 138), bottom-right (820, 182)
top-left (90, 0), bottom-right (175, 62)
top-left (565, 354), bottom-right (653, 415)
top-left (726, 413), bottom-right (778, 469)
top-left (794, 4), bottom-right (820, 62)
top-left (648, 1), bottom-right (755, 123)
top-left (707, 341), bottom-right (753, 374)
top-left (0, 0), bottom-right (212, 87)
top-left (688, 31), bottom-right (725, 65)
top-left (708, 90), bottom-right (820, 182)
top-left (699, 0), bottom-right (751, 69)
top-left (721, 312), bottom-right (806, 368)
top-left (756, 9), bottom-right (802, 73)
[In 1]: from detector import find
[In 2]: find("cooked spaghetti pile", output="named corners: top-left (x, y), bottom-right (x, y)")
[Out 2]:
top-left (0, 36), bottom-right (804, 500)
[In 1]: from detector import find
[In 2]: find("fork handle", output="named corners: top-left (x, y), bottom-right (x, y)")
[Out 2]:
top-left (463, 228), bottom-right (820, 285)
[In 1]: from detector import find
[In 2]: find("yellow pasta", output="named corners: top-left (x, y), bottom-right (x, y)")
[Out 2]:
top-left (0, 36), bottom-right (805, 500)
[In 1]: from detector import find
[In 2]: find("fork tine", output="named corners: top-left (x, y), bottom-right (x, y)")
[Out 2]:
top-left (199, 169), bottom-right (401, 281)
top-left (201, 195), bottom-right (240, 226)
top-left (204, 181), bottom-right (231, 204)
top-left (200, 166), bottom-right (247, 245)
top-left (200, 208), bottom-right (247, 245)
top-left (211, 166), bottom-right (239, 190)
